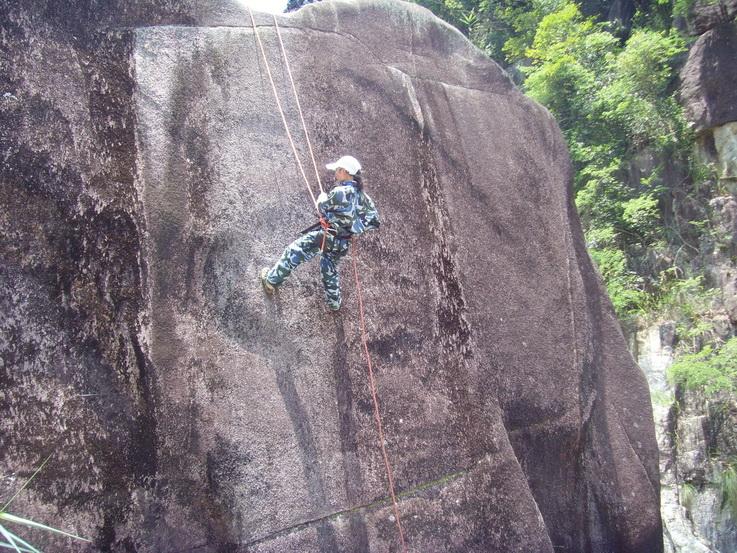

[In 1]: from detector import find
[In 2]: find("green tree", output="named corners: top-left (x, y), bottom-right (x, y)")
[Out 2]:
top-left (413, 0), bottom-right (713, 329)
top-left (518, 3), bottom-right (690, 316)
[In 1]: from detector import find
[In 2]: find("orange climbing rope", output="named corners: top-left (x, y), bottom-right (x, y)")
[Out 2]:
top-left (247, 6), bottom-right (320, 208)
top-left (273, 15), bottom-right (324, 194)
top-left (247, 9), bottom-right (409, 552)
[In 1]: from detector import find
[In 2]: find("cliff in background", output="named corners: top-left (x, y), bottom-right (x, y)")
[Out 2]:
top-left (1, 1), bottom-right (661, 551)
top-left (681, 0), bottom-right (737, 324)
top-left (639, 2), bottom-right (737, 551)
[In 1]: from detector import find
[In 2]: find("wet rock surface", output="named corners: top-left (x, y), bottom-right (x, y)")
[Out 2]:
top-left (2, 0), bottom-right (661, 551)
top-left (636, 318), bottom-right (737, 553)
top-left (670, 391), bottom-right (737, 553)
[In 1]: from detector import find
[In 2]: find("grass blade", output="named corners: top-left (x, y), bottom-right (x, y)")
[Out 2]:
top-left (0, 513), bottom-right (90, 543)
top-left (0, 524), bottom-right (23, 553)
top-left (1, 455), bottom-right (53, 512)
top-left (0, 530), bottom-right (40, 553)
top-left (0, 546), bottom-right (34, 553)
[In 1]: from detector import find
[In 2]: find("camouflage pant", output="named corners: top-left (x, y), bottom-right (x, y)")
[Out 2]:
top-left (265, 230), bottom-right (351, 309)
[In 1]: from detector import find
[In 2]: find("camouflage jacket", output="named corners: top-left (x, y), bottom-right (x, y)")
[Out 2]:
top-left (317, 180), bottom-right (380, 236)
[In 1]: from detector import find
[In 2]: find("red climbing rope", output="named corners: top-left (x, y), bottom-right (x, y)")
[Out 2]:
top-left (248, 11), bottom-right (408, 551)
top-left (351, 237), bottom-right (408, 553)
top-left (319, 216), bottom-right (331, 252)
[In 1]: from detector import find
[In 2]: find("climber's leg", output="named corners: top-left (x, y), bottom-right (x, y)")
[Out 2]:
top-left (320, 238), bottom-right (350, 310)
top-left (264, 230), bottom-right (322, 287)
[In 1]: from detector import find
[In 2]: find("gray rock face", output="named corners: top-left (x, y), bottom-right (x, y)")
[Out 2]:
top-left (671, 391), bottom-right (737, 553)
top-left (708, 196), bottom-right (737, 325)
top-left (1, 1), bottom-right (662, 551)
top-left (635, 321), bottom-right (718, 553)
top-left (687, 0), bottom-right (737, 35)
top-left (713, 122), bottom-right (737, 184)
top-left (680, 21), bottom-right (737, 132)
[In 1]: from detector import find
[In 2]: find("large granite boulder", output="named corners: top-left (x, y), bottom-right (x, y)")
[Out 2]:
top-left (680, 21), bottom-right (737, 133)
top-left (1, 0), bottom-right (661, 551)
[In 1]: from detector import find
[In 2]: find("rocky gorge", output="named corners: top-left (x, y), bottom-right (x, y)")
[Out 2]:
top-left (1, 0), bottom-right (663, 551)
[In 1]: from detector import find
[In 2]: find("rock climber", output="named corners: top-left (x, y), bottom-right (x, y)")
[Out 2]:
top-left (260, 155), bottom-right (380, 310)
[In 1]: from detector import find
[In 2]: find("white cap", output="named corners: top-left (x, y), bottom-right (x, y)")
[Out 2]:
top-left (326, 155), bottom-right (361, 175)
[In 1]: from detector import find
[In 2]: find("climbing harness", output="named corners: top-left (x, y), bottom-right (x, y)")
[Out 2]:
top-left (319, 216), bottom-right (333, 252)
top-left (247, 8), bottom-right (409, 552)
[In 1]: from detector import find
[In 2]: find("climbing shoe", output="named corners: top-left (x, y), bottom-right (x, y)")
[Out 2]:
top-left (260, 268), bottom-right (276, 294)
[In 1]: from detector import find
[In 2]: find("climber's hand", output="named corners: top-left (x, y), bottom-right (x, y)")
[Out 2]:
top-left (316, 191), bottom-right (328, 208)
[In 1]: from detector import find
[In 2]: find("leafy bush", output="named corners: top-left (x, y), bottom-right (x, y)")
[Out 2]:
top-left (719, 462), bottom-right (737, 521)
top-left (668, 337), bottom-right (737, 394)
top-left (594, 29), bottom-right (688, 151)
top-left (680, 481), bottom-right (697, 515)
top-left (588, 246), bottom-right (649, 316)
top-left (520, 3), bottom-right (693, 320)
top-left (655, 275), bottom-right (719, 342)
top-left (622, 193), bottom-right (661, 241)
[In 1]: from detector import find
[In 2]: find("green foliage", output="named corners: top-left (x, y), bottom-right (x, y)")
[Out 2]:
top-left (668, 338), bottom-right (737, 394)
top-left (672, 0), bottom-right (697, 19)
top-left (588, 245), bottom-right (649, 316)
top-left (523, 7), bottom-right (687, 179)
top-left (613, 30), bottom-right (685, 99)
top-left (496, 0), bottom-right (564, 62)
top-left (720, 462), bottom-right (737, 521)
top-left (593, 29), bottom-right (688, 151)
top-left (680, 482), bottom-right (697, 514)
top-left (525, 3), bottom-right (595, 62)
top-left (410, 0), bottom-right (721, 329)
top-left (525, 54), bottom-right (594, 126)
top-left (622, 193), bottom-right (661, 240)
top-left (517, 3), bottom-right (696, 317)
top-left (656, 275), bottom-right (718, 334)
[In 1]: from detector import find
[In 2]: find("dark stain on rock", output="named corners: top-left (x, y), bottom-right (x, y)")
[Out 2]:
top-left (167, 48), bottom-right (215, 222)
top-left (333, 318), bottom-right (371, 553)
top-left (207, 41), bottom-right (231, 102)
top-left (273, 360), bottom-right (339, 552)
top-left (131, 331), bottom-right (158, 483)
top-left (417, 130), bottom-right (472, 358)
top-left (204, 435), bottom-right (252, 547)
top-left (368, 324), bottom-right (423, 365)
top-left (1, 10), bottom-right (163, 549)
top-left (82, 31), bottom-right (137, 185)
